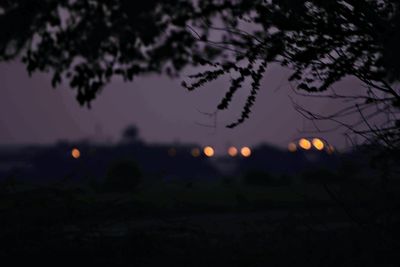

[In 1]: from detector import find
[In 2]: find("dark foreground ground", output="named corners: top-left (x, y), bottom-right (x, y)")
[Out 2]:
top-left (1, 178), bottom-right (400, 266)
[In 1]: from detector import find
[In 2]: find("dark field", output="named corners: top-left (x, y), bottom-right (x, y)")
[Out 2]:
top-left (1, 176), bottom-right (399, 266)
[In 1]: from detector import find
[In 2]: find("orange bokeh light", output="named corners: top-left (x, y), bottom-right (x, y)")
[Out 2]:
top-left (71, 148), bottom-right (81, 159)
top-left (191, 148), bottom-right (201, 157)
top-left (312, 138), bottom-right (325, 150)
top-left (203, 146), bottom-right (215, 157)
top-left (228, 146), bottom-right (238, 157)
top-left (288, 142), bottom-right (297, 152)
top-left (241, 147), bottom-right (252, 157)
top-left (168, 148), bottom-right (177, 157)
top-left (299, 139), bottom-right (312, 150)
top-left (327, 145), bottom-right (335, 154)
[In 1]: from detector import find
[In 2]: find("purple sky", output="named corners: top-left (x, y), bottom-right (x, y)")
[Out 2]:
top-left (0, 60), bottom-right (362, 153)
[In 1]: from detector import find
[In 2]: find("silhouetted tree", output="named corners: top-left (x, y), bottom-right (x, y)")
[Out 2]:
top-left (122, 125), bottom-right (139, 143)
top-left (1, 0), bottom-right (399, 150)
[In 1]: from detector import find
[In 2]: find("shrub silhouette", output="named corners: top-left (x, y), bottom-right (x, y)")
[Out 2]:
top-left (243, 171), bottom-right (272, 186)
top-left (104, 160), bottom-right (142, 192)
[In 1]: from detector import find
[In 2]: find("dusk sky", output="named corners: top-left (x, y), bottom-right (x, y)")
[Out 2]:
top-left (0, 60), bottom-right (361, 153)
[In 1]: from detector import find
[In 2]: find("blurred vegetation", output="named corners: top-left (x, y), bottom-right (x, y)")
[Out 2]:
top-left (301, 169), bottom-right (342, 183)
top-left (0, 173), bottom-right (399, 266)
top-left (243, 171), bottom-right (292, 187)
top-left (103, 159), bottom-right (142, 193)
top-left (122, 126), bottom-right (140, 143)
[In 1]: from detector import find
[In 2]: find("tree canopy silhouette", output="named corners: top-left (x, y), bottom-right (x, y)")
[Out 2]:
top-left (122, 125), bottom-right (139, 143)
top-left (1, 0), bottom-right (399, 148)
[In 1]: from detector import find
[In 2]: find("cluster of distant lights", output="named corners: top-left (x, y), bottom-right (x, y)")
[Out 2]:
top-left (288, 138), bottom-right (335, 154)
top-left (186, 146), bottom-right (252, 158)
top-left (70, 139), bottom-right (334, 159)
top-left (70, 146), bottom-right (252, 159)
top-left (167, 146), bottom-right (252, 158)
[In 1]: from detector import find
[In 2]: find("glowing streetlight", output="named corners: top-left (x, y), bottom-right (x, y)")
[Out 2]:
top-left (228, 146), bottom-right (238, 157)
top-left (312, 138), bottom-right (325, 151)
top-left (299, 138), bottom-right (312, 150)
top-left (288, 142), bottom-right (297, 152)
top-left (203, 146), bottom-right (215, 157)
top-left (240, 147), bottom-right (252, 157)
top-left (71, 148), bottom-right (81, 159)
